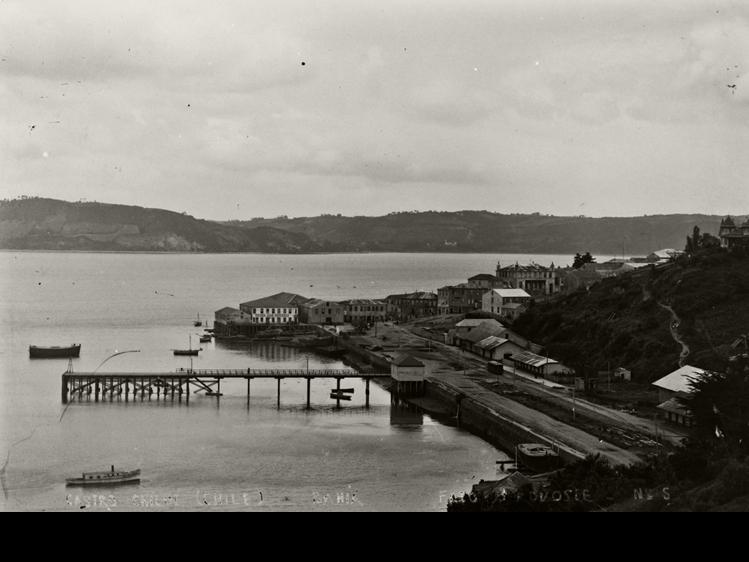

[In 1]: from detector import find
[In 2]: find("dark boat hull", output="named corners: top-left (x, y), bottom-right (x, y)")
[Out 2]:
top-left (174, 350), bottom-right (200, 356)
top-left (30, 345), bottom-right (81, 359)
top-left (66, 469), bottom-right (141, 487)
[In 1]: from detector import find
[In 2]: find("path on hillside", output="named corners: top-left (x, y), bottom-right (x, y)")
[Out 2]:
top-left (659, 303), bottom-right (690, 367)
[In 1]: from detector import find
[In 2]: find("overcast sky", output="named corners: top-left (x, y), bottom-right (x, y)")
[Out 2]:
top-left (1, 0), bottom-right (748, 220)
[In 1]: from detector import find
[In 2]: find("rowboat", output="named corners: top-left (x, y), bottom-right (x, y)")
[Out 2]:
top-left (66, 466), bottom-right (141, 487)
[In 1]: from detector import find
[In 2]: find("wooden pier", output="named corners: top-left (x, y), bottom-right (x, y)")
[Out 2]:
top-left (61, 368), bottom-right (391, 409)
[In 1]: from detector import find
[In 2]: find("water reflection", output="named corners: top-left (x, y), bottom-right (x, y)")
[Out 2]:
top-left (390, 398), bottom-right (424, 427)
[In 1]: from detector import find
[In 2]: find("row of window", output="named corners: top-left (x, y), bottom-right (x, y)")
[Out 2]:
top-left (252, 317), bottom-right (295, 324)
top-left (252, 308), bottom-right (297, 315)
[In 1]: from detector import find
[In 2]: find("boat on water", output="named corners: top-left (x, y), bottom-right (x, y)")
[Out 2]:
top-left (173, 336), bottom-right (201, 356)
top-left (193, 313), bottom-right (202, 327)
top-left (66, 466), bottom-right (141, 487)
top-left (516, 443), bottom-right (561, 473)
top-left (199, 334), bottom-right (212, 344)
top-left (29, 344), bottom-right (81, 359)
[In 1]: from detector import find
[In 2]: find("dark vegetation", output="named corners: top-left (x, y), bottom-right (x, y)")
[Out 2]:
top-left (514, 245), bottom-right (749, 383)
top-left (233, 210), bottom-right (723, 255)
top-left (449, 354), bottom-right (749, 512)
top-left (0, 198), bottom-right (319, 253)
top-left (2, 197), bottom-right (725, 254)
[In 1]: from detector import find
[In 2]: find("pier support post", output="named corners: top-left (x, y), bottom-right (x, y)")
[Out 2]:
top-left (365, 379), bottom-right (370, 409)
top-left (336, 378), bottom-right (341, 410)
top-left (186, 378), bottom-right (190, 405)
top-left (277, 378), bottom-right (281, 410)
top-left (62, 375), bottom-right (69, 404)
top-left (125, 379), bottom-right (129, 402)
top-left (246, 378), bottom-right (251, 409)
top-left (306, 378), bottom-right (311, 410)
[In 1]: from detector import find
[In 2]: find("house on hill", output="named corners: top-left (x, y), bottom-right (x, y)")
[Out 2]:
top-left (652, 365), bottom-right (708, 427)
top-left (239, 292), bottom-right (310, 326)
top-left (719, 216), bottom-right (749, 249)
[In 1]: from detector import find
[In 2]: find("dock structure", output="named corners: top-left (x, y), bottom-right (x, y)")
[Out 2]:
top-left (61, 368), bottom-right (390, 409)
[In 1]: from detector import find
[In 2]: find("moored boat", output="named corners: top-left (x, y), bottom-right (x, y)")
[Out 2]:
top-left (29, 344), bottom-right (81, 359)
top-left (516, 443), bottom-right (561, 473)
top-left (66, 466), bottom-right (141, 487)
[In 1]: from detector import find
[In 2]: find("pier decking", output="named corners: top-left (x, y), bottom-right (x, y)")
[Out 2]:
top-left (61, 368), bottom-right (391, 409)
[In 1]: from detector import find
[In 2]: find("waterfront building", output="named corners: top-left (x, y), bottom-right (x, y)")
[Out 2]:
top-left (482, 288), bottom-right (532, 320)
top-left (239, 292), bottom-right (310, 326)
top-left (341, 299), bottom-right (387, 326)
top-left (299, 299), bottom-right (345, 325)
top-left (385, 292), bottom-right (438, 322)
top-left (652, 365), bottom-right (707, 427)
top-left (214, 307), bottom-right (252, 336)
top-left (390, 353), bottom-right (426, 397)
top-left (473, 336), bottom-right (528, 361)
top-left (719, 216), bottom-right (749, 249)
top-left (496, 262), bottom-right (561, 298)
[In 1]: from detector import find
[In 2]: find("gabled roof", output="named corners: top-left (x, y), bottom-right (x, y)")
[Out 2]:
top-left (476, 336), bottom-right (510, 351)
top-left (392, 354), bottom-right (425, 368)
top-left (215, 307), bottom-right (241, 314)
top-left (489, 288), bottom-right (532, 299)
top-left (512, 350), bottom-right (559, 368)
top-left (462, 324), bottom-right (508, 344)
top-left (456, 318), bottom-right (504, 329)
top-left (657, 398), bottom-right (692, 417)
top-left (241, 292), bottom-right (309, 309)
top-left (652, 365), bottom-right (707, 394)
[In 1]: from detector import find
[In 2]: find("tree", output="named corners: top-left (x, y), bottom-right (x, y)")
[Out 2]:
top-left (573, 252), bottom-right (597, 269)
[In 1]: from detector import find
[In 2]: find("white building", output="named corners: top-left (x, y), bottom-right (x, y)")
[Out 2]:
top-left (239, 292), bottom-right (309, 326)
top-left (652, 365), bottom-right (707, 426)
top-left (482, 288), bottom-right (532, 319)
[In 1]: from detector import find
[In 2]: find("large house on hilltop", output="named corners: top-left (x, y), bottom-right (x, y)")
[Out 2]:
top-left (719, 216), bottom-right (749, 249)
top-left (496, 262), bottom-right (561, 298)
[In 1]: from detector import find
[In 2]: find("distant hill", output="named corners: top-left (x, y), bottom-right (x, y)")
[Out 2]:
top-left (0, 198), bottom-right (319, 253)
top-left (231, 211), bottom-right (726, 255)
top-left (0, 198), bottom-right (733, 255)
top-left (513, 249), bottom-right (749, 382)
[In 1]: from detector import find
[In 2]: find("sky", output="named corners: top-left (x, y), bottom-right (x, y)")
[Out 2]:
top-left (1, 0), bottom-right (748, 220)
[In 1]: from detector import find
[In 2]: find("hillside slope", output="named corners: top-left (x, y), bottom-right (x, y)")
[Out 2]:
top-left (0, 198), bottom-right (318, 253)
top-left (513, 249), bottom-right (749, 382)
top-left (233, 211), bottom-right (725, 255)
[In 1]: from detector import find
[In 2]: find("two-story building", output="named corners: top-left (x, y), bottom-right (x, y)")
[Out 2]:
top-left (386, 292), bottom-right (438, 322)
top-left (719, 216), bottom-right (749, 249)
top-left (239, 292), bottom-right (309, 326)
top-left (482, 288), bottom-right (532, 320)
top-left (496, 262), bottom-right (561, 298)
top-left (298, 299), bottom-right (345, 325)
top-left (437, 284), bottom-right (487, 315)
top-left (213, 307), bottom-right (252, 336)
top-left (341, 299), bottom-right (387, 326)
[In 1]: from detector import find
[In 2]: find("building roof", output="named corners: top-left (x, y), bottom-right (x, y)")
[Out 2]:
top-left (387, 292), bottom-right (437, 301)
top-left (652, 365), bottom-right (707, 394)
top-left (301, 299), bottom-right (343, 309)
top-left (456, 318), bottom-right (504, 329)
top-left (462, 324), bottom-right (509, 344)
top-left (341, 298), bottom-right (386, 306)
top-left (392, 354), bottom-right (425, 368)
top-left (476, 336), bottom-right (511, 351)
top-left (657, 398), bottom-right (692, 418)
top-left (512, 350), bottom-right (559, 369)
top-left (241, 292), bottom-right (309, 309)
top-left (498, 262), bottom-right (552, 273)
top-left (215, 307), bottom-right (242, 315)
top-left (469, 274), bottom-right (498, 281)
top-left (649, 249), bottom-right (684, 260)
top-left (489, 288), bottom-right (532, 299)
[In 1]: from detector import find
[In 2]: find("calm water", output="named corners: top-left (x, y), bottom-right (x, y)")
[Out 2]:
top-left (0, 251), bottom-right (579, 512)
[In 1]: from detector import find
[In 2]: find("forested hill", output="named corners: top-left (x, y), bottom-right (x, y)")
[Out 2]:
top-left (0, 198), bottom-right (731, 254)
top-left (0, 198), bottom-right (319, 253)
top-left (513, 248), bottom-right (749, 382)
top-left (231, 211), bottom-right (725, 255)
